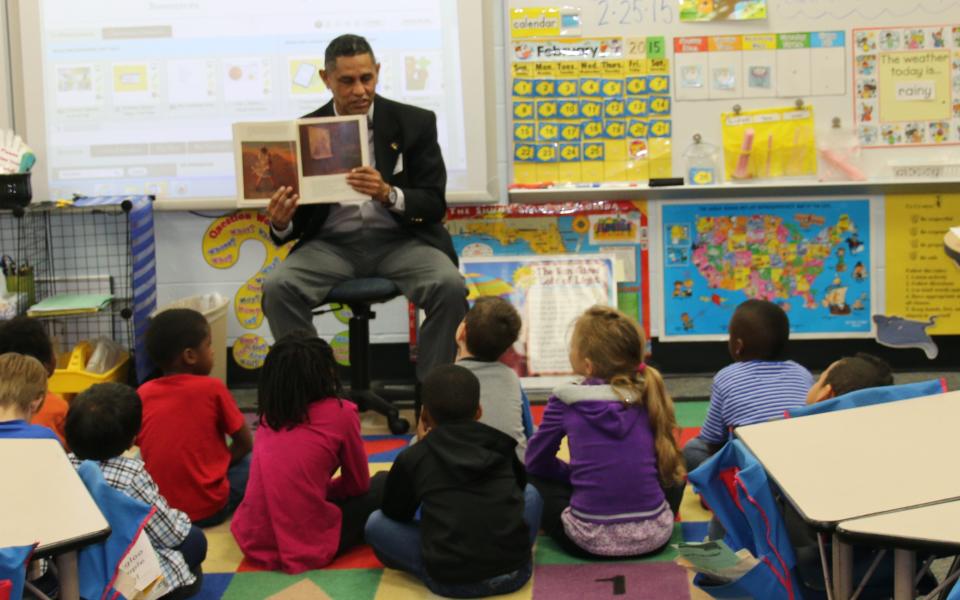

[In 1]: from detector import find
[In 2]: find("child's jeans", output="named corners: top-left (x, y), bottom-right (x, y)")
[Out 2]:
top-left (364, 484), bottom-right (542, 598)
top-left (682, 436), bottom-right (715, 474)
top-left (193, 454), bottom-right (252, 528)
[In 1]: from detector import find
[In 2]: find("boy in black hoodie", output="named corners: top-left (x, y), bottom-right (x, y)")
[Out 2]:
top-left (365, 364), bottom-right (542, 598)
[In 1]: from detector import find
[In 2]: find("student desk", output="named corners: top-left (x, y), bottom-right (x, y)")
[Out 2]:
top-left (0, 439), bottom-right (110, 600)
top-left (837, 501), bottom-right (960, 600)
top-left (735, 390), bottom-right (960, 600)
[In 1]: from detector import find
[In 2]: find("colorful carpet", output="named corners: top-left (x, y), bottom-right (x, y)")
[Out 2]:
top-left (194, 401), bottom-right (713, 599)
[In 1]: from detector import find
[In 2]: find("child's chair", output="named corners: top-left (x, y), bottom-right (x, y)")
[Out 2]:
top-left (73, 461), bottom-right (160, 600)
top-left (0, 544), bottom-right (35, 600)
top-left (520, 388), bottom-right (535, 438)
top-left (948, 573), bottom-right (960, 600)
top-left (687, 439), bottom-right (805, 600)
top-left (786, 378), bottom-right (946, 419)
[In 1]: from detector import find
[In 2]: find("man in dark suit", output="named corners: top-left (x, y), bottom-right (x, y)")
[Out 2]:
top-left (263, 34), bottom-right (466, 380)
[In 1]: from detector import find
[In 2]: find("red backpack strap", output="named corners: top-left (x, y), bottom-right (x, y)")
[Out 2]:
top-left (719, 467), bottom-right (743, 510)
top-left (734, 475), bottom-right (795, 600)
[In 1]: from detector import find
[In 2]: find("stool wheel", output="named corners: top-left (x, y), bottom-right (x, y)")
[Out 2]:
top-left (388, 416), bottom-right (410, 435)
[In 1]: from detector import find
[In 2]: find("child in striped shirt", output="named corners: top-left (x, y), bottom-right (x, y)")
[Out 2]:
top-left (683, 299), bottom-right (813, 473)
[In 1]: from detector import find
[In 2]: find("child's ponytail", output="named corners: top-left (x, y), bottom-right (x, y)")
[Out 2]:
top-left (639, 365), bottom-right (686, 486)
top-left (574, 305), bottom-right (686, 486)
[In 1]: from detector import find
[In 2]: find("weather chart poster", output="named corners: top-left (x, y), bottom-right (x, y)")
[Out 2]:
top-left (660, 199), bottom-right (874, 339)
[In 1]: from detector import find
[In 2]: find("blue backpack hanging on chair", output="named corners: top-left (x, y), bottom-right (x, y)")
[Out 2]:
top-left (947, 577), bottom-right (960, 600)
top-left (75, 460), bottom-right (155, 600)
top-left (0, 544), bottom-right (35, 600)
top-left (688, 439), bottom-right (805, 600)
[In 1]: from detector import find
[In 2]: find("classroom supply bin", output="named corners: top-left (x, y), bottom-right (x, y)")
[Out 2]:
top-left (154, 293), bottom-right (229, 383)
top-left (49, 340), bottom-right (130, 396)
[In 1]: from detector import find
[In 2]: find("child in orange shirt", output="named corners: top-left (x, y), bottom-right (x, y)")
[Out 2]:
top-left (0, 316), bottom-right (68, 445)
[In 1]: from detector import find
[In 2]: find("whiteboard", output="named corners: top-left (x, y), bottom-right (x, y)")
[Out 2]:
top-left (10, 0), bottom-right (500, 209)
top-left (506, 0), bottom-right (960, 185)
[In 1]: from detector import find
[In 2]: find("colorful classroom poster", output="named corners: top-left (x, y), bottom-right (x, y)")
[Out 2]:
top-left (660, 199), bottom-right (874, 340)
top-left (720, 105), bottom-right (817, 181)
top-left (885, 194), bottom-right (960, 334)
top-left (460, 255), bottom-right (617, 375)
top-left (674, 32), bottom-right (846, 101)
top-left (853, 25), bottom-right (959, 147)
top-left (202, 211), bottom-right (293, 369)
top-left (445, 200), bottom-right (650, 334)
top-left (510, 37), bottom-right (672, 184)
top-left (679, 0), bottom-right (766, 22)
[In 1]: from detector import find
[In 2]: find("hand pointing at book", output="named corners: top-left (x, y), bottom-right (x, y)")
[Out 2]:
top-left (267, 186), bottom-right (299, 231)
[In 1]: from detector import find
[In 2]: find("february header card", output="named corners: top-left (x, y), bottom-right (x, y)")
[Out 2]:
top-left (233, 114), bottom-right (369, 208)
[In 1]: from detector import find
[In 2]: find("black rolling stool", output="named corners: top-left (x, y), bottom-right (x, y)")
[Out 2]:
top-left (313, 278), bottom-right (411, 434)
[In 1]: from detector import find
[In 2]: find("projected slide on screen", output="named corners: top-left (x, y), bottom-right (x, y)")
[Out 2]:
top-left (35, 0), bottom-right (467, 201)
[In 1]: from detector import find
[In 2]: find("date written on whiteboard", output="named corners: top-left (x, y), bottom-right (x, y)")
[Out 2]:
top-left (595, 0), bottom-right (675, 25)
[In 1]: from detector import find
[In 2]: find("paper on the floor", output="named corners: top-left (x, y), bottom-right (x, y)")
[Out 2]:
top-left (675, 540), bottom-right (759, 582)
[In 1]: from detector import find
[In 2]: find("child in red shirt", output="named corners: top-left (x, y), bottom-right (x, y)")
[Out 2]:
top-left (138, 308), bottom-right (253, 526)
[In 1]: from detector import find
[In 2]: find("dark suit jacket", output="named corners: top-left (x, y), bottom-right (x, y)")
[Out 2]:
top-left (272, 95), bottom-right (457, 265)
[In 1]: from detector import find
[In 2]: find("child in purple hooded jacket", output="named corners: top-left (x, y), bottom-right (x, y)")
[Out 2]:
top-left (525, 305), bottom-right (686, 558)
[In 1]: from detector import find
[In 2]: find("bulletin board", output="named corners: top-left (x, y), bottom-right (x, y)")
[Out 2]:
top-left (505, 0), bottom-right (960, 185)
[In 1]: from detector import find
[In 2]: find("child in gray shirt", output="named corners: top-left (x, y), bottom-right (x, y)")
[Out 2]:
top-left (455, 297), bottom-right (527, 460)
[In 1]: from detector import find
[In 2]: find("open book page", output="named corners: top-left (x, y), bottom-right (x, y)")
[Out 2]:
top-left (296, 115), bottom-right (368, 205)
top-left (233, 120), bottom-right (299, 208)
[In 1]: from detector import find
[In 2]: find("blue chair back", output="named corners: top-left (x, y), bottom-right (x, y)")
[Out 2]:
top-left (75, 461), bottom-right (154, 600)
top-left (688, 439), bottom-right (805, 600)
top-left (520, 387), bottom-right (535, 438)
top-left (0, 544), bottom-right (34, 600)
top-left (947, 576), bottom-right (960, 600)
top-left (787, 379), bottom-right (946, 419)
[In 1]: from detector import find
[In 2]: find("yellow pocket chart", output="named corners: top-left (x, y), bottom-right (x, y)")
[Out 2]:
top-left (720, 105), bottom-right (817, 181)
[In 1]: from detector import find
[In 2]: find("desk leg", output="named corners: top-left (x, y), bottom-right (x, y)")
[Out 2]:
top-left (893, 549), bottom-right (915, 600)
top-left (55, 551), bottom-right (79, 600)
top-left (832, 534), bottom-right (853, 599)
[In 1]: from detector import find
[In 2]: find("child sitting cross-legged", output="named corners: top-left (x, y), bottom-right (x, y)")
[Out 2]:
top-left (525, 305), bottom-right (686, 559)
top-left (65, 383), bottom-right (207, 599)
top-left (683, 299), bottom-right (813, 473)
top-left (456, 296), bottom-right (528, 460)
top-left (138, 308), bottom-right (253, 527)
top-left (0, 317), bottom-right (70, 445)
top-left (365, 364), bottom-right (543, 598)
top-left (231, 333), bottom-right (383, 574)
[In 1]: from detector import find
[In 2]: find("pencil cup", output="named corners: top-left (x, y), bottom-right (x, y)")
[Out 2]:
top-left (6, 272), bottom-right (35, 305)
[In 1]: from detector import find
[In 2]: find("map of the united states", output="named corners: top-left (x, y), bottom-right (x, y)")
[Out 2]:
top-left (689, 213), bottom-right (854, 308)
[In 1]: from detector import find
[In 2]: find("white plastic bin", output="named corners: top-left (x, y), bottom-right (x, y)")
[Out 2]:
top-left (154, 293), bottom-right (229, 383)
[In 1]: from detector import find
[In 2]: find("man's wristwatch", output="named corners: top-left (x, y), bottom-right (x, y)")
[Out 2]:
top-left (386, 186), bottom-right (398, 207)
